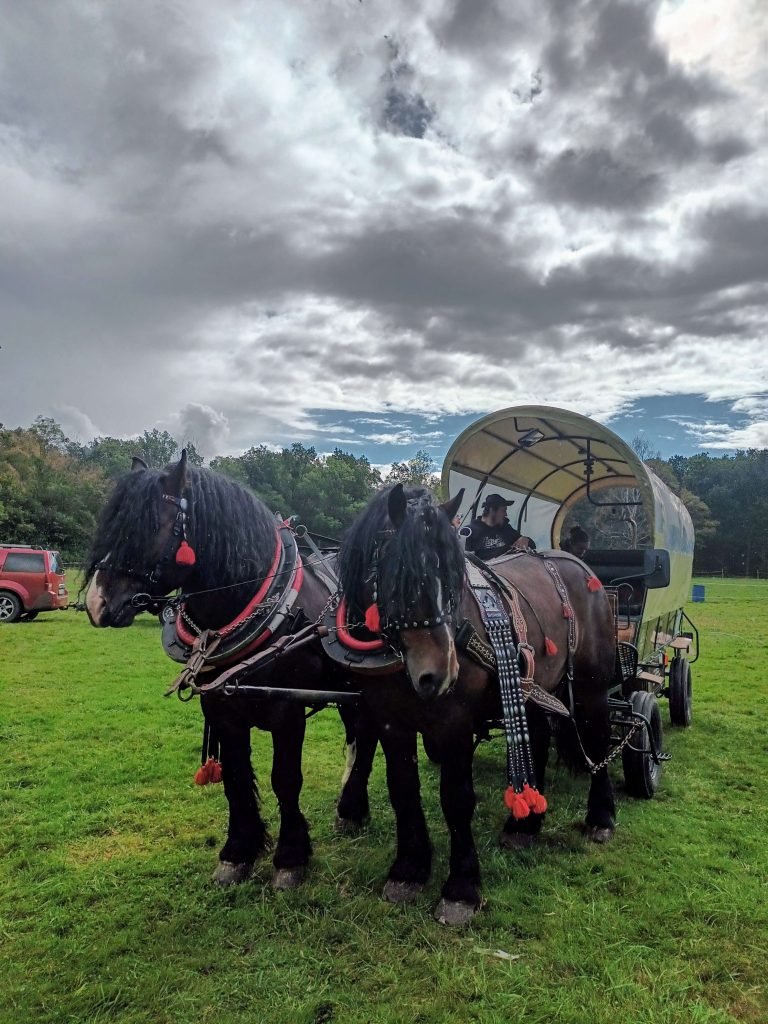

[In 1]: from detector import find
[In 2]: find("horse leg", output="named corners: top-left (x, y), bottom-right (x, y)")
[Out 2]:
top-left (434, 732), bottom-right (481, 926)
top-left (270, 704), bottom-right (312, 890)
top-left (577, 694), bottom-right (617, 843)
top-left (379, 727), bottom-right (432, 904)
top-left (501, 703), bottom-right (551, 850)
top-left (336, 703), bottom-right (378, 832)
top-left (209, 709), bottom-right (269, 886)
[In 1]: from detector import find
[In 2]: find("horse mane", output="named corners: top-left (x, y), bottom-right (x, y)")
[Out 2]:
top-left (85, 466), bottom-right (278, 601)
top-left (339, 485), bottom-right (465, 621)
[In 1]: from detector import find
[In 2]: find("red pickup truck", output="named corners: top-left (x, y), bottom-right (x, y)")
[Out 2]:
top-left (0, 546), bottom-right (69, 622)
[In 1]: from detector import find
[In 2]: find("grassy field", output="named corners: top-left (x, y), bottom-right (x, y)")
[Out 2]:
top-left (1, 580), bottom-right (767, 1024)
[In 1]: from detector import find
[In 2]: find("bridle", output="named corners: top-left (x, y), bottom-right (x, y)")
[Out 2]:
top-left (94, 493), bottom-right (193, 595)
top-left (365, 528), bottom-right (459, 637)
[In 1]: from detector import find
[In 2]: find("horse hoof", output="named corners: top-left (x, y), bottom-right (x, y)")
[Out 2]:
top-left (272, 866), bottom-right (307, 890)
top-left (500, 831), bottom-right (537, 851)
top-left (382, 879), bottom-right (424, 904)
top-left (586, 825), bottom-right (615, 844)
top-left (212, 860), bottom-right (252, 886)
top-left (434, 898), bottom-right (479, 927)
top-left (335, 813), bottom-right (367, 835)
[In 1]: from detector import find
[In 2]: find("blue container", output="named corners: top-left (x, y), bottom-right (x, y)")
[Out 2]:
top-left (692, 584), bottom-right (705, 603)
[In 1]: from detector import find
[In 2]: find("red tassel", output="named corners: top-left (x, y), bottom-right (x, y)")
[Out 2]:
top-left (587, 576), bottom-right (602, 592)
top-left (209, 760), bottom-right (223, 784)
top-left (562, 604), bottom-right (573, 619)
top-left (522, 784), bottom-right (548, 814)
top-left (544, 636), bottom-right (558, 656)
top-left (194, 759), bottom-right (213, 786)
top-left (504, 786), bottom-right (531, 819)
top-left (176, 540), bottom-right (196, 566)
top-left (364, 603), bottom-right (381, 634)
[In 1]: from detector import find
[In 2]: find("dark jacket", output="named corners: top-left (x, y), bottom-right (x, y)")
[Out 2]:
top-left (465, 517), bottom-right (522, 561)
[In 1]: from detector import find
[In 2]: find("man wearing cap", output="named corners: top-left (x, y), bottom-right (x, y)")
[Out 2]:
top-left (465, 493), bottom-right (535, 561)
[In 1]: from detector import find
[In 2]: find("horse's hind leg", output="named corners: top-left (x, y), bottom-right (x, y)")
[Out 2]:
top-left (577, 693), bottom-right (616, 843)
top-left (270, 704), bottom-right (312, 889)
top-left (379, 727), bottom-right (432, 903)
top-left (501, 703), bottom-right (551, 850)
top-left (434, 731), bottom-right (481, 926)
top-left (336, 703), bottom-right (378, 832)
top-left (208, 706), bottom-right (270, 886)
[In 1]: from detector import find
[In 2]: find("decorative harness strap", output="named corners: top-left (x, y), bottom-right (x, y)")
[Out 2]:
top-left (464, 559), bottom-right (547, 820)
top-left (163, 523), bottom-right (305, 693)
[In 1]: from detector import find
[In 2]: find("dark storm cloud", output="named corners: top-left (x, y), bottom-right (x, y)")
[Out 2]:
top-left (541, 147), bottom-right (662, 209)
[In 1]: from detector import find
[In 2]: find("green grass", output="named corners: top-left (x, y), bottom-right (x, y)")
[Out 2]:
top-left (1, 580), bottom-right (767, 1024)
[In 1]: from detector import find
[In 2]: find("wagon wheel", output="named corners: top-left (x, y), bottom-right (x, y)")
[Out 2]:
top-left (668, 656), bottom-right (692, 728)
top-left (0, 591), bottom-right (23, 623)
top-left (622, 690), bottom-right (663, 799)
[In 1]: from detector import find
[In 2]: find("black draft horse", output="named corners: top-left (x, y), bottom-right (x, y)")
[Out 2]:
top-left (338, 483), bottom-right (618, 925)
top-left (84, 453), bottom-right (372, 889)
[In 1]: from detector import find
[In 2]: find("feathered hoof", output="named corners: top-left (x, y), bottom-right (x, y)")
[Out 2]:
top-left (272, 865), bottom-right (307, 890)
top-left (382, 879), bottom-right (424, 904)
top-left (434, 898), bottom-right (479, 927)
top-left (586, 825), bottom-right (615, 844)
top-left (334, 813), bottom-right (368, 835)
top-left (500, 831), bottom-right (537, 851)
top-left (212, 860), bottom-right (253, 886)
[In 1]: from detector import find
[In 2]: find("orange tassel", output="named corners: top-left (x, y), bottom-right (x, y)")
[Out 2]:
top-left (544, 636), bottom-right (558, 656)
top-left (587, 576), bottom-right (602, 592)
top-left (364, 603), bottom-right (381, 633)
top-left (522, 783), bottom-right (548, 814)
top-left (194, 759), bottom-right (213, 786)
top-left (176, 540), bottom-right (196, 566)
top-left (504, 786), bottom-right (531, 819)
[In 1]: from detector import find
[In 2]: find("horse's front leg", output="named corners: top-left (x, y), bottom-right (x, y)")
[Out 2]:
top-left (205, 702), bottom-right (270, 887)
top-left (336, 702), bottom-right (378, 832)
top-left (379, 727), bottom-right (432, 903)
top-left (434, 731), bottom-right (481, 926)
top-left (270, 703), bottom-right (312, 889)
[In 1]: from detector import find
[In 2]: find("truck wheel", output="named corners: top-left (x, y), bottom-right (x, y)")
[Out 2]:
top-left (0, 592), bottom-right (23, 623)
top-left (622, 690), bottom-right (663, 799)
top-left (668, 657), bottom-right (692, 727)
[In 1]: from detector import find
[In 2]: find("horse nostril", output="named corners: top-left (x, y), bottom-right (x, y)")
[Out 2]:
top-left (416, 672), bottom-right (440, 697)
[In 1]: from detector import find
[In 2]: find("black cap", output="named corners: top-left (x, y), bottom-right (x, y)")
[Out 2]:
top-left (482, 493), bottom-right (515, 510)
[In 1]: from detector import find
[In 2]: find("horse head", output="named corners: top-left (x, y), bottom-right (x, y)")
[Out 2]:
top-left (341, 483), bottom-right (465, 700)
top-left (84, 451), bottom-right (194, 627)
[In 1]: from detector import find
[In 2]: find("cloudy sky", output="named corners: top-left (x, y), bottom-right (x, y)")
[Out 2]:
top-left (2, 0), bottom-right (767, 467)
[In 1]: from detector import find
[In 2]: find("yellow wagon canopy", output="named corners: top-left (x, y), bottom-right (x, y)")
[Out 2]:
top-left (442, 405), bottom-right (651, 509)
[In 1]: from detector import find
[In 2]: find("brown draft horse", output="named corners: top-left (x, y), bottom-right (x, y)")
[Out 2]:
top-left (84, 453), bottom-right (372, 889)
top-left (338, 483), bottom-right (618, 925)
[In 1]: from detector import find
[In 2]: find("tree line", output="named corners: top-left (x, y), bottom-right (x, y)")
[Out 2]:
top-left (1, 417), bottom-right (766, 575)
top-left (0, 418), bottom-right (438, 560)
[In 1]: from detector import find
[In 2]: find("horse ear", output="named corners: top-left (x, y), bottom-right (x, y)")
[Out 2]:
top-left (388, 483), bottom-right (407, 529)
top-left (440, 488), bottom-right (464, 523)
top-left (131, 455), bottom-right (148, 472)
top-left (164, 449), bottom-right (188, 496)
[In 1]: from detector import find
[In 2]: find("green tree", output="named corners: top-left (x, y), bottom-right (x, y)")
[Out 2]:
top-left (386, 449), bottom-right (442, 494)
top-left (0, 426), bottom-right (109, 559)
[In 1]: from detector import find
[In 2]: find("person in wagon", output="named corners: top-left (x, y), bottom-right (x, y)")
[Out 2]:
top-left (465, 493), bottom-right (535, 561)
top-left (561, 524), bottom-right (590, 559)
